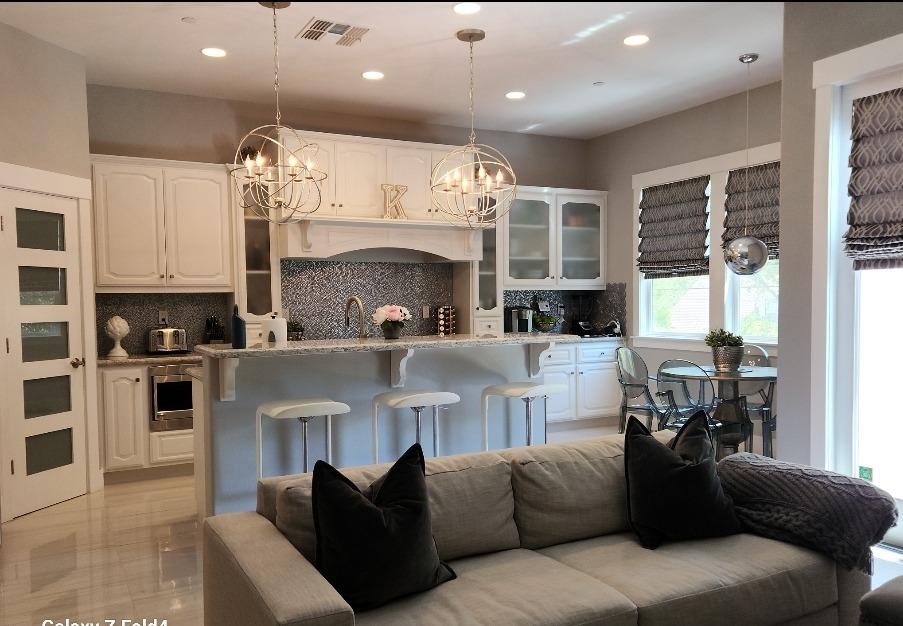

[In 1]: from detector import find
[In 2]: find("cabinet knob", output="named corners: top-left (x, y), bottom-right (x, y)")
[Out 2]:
top-left (135, 377), bottom-right (140, 382)
top-left (330, 203), bottom-right (335, 207)
top-left (159, 274), bottom-right (164, 278)
top-left (338, 204), bottom-right (344, 208)
top-left (169, 274), bottom-right (174, 279)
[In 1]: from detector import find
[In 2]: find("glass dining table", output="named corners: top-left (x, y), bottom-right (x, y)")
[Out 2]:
top-left (658, 365), bottom-right (778, 456)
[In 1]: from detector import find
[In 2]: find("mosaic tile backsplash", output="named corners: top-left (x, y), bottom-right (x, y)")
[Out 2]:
top-left (502, 282), bottom-right (626, 335)
top-left (95, 293), bottom-right (231, 356)
top-left (281, 260), bottom-right (453, 339)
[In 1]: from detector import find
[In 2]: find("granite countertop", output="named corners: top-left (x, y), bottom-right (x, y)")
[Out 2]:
top-left (194, 333), bottom-right (584, 359)
top-left (96, 353), bottom-right (204, 368)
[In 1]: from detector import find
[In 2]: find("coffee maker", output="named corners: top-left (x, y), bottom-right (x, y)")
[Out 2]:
top-left (504, 306), bottom-right (533, 333)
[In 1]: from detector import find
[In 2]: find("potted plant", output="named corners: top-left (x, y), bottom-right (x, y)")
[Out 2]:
top-left (704, 329), bottom-right (744, 372)
top-left (372, 304), bottom-right (412, 340)
top-left (534, 313), bottom-right (558, 333)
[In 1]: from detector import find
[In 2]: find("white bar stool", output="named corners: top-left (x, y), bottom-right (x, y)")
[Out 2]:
top-left (372, 390), bottom-right (460, 462)
top-left (256, 398), bottom-right (351, 478)
top-left (481, 382), bottom-right (568, 450)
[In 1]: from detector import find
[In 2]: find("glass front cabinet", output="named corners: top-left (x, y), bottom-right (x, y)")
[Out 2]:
top-left (502, 188), bottom-right (606, 289)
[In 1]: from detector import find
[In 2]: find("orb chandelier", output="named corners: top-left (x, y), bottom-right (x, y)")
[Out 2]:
top-left (430, 29), bottom-right (517, 228)
top-left (724, 52), bottom-right (769, 275)
top-left (229, 2), bottom-right (326, 225)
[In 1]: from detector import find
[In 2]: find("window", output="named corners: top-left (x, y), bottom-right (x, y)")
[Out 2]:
top-left (632, 144), bottom-right (781, 345)
top-left (731, 259), bottom-right (779, 341)
top-left (647, 275), bottom-right (710, 335)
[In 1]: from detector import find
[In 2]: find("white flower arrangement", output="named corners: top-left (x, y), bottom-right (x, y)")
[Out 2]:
top-left (372, 304), bottom-right (412, 327)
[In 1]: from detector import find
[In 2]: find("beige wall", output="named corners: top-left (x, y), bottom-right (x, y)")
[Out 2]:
top-left (86, 85), bottom-right (588, 189)
top-left (0, 23), bottom-right (90, 179)
top-left (585, 82), bottom-right (782, 335)
top-left (778, 3), bottom-right (903, 465)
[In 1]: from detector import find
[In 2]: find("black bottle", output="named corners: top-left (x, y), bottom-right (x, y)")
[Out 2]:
top-left (231, 304), bottom-right (247, 349)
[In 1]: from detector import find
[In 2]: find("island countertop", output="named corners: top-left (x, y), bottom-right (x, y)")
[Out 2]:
top-left (193, 332), bottom-right (586, 359)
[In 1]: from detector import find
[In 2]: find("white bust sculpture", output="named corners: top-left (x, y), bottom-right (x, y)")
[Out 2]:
top-left (105, 315), bottom-right (130, 359)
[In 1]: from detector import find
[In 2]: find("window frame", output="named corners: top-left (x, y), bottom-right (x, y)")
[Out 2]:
top-left (632, 143), bottom-right (781, 352)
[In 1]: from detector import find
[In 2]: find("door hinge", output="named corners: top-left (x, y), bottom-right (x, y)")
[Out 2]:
top-left (10, 460), bottom-right (14, 475)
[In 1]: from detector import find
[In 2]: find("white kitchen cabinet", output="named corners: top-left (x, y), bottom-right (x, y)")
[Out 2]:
top-left (386, 147), bottom-right (433, 220)
top-left (150, 429), bottom-right (194, 465)
top-left (503, 187), bottom-right (606, 290)
top-left (92, 157), bottom-right (234, 291)
top-left (473, 317), bottom-right (503, 337)
top-left (576, 362), bottom-right (622, 418)
top-left (93, 162), bottom-right (166, 287)
top-left (543, 340), bottom-right (622, 422)
top-left (334, 142), bottom-right (386, 217)
top-left (164, 169), bottom-right (232, 287)
top-left (101, 367), bottom-right (147, 470)
top-left (544, 366), bottom-right (577, 422)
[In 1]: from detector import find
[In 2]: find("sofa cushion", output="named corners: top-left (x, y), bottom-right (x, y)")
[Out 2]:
top-left (273, 450), bottom-right (520, 563)
top-left (355, 548), bottom-right (638, 626)
top-left (499, 431), bottom-right (673, 549)
top-left (540, 532), bottom-right (838, 626)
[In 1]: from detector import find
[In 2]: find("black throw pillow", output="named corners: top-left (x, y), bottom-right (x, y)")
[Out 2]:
top-left (311, 443), bottom-right (456, 611)
top-left (624, 411), bottom-right (741, 549)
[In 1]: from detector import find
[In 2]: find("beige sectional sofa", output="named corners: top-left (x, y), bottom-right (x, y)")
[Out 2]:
top-left (203, 431), bottom-right (869, 626)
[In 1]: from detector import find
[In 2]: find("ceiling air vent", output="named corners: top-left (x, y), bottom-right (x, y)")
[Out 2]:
top-left (296, 18), bottom-right (369, 46)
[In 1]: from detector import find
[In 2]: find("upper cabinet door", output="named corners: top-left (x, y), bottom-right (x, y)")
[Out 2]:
top-left (386, 147), bottom-right (432, 220)
top-left (163, 168), bottom-right (232, 287)
top-left (431, 149), bottom-right (474, 220)
top-left (503, 192), bottom-right (556, 288)
top-left (305, 140), bottom-right (335, 215)
top-left (557, 194), bottom-right (606, 288)
top-left (93, 163), bottom-right (166, 286)
top-left (334, 142), bottom-right (385, 218)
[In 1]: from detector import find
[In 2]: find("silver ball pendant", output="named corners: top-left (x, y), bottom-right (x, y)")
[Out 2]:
top-left (724, 236), bottom-right (769, 275)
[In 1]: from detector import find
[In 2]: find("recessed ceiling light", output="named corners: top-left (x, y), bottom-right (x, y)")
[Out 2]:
top-left (505, 91), bottom-right (526, 100)
top-left (201, 47), bottom-right (227, 58)
top-left (453, 2), bottom-right (481, 15)
top-left (623, 34), bottom-right (649, 47)
top-left (362, 70), bottom-right (385, 80)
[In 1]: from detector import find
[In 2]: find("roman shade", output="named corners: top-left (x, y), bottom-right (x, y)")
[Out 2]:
top-left (638, 175), bottom-right (710, 279)
top-left (844, 87), bottom-right (903, 270)
top-left (722, 162), bottom-right (781, 259)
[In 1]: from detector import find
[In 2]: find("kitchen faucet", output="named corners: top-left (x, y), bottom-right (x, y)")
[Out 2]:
top-left (344, 296), bottom-right (367, 339)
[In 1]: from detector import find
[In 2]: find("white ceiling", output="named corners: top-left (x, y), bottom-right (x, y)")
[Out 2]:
top-left (0, 2), bottom-right (783, 139)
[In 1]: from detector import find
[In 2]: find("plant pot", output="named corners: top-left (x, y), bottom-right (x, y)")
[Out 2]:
top-left (381, 322), bottom-right (403, 340)
top-left (712, 345), bottom-right (744, 372)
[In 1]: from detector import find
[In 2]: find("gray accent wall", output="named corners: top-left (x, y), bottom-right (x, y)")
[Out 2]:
top-left (778, 3), bottom-right (903, 465)
top-left (0, 23), bottom-right (90, 179)
top-left (86, 85), bottom-right (588, 189)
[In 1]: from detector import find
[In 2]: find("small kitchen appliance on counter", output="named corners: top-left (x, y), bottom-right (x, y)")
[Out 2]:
top-left (504, 306), bottom-right (533, 333)
top-left (147, 325), bottom-right (188, 354)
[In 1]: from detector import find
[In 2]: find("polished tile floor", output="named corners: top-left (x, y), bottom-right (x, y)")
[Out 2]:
top-left (0, 476), bottom-right (201, 626)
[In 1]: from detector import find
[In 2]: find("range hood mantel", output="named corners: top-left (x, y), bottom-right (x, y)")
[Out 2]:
top-left (276, 216), bottom-right (484, 262)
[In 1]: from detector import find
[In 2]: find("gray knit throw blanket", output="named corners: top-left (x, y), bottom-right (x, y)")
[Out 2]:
top-left (718, 453), bottom-right (898, 573)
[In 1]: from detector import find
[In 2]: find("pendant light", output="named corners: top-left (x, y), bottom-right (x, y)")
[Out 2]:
top-left (724, 52), bottom-right (769, 275)
top-left (430, 29), bottom-right (517, 228)
top-left (229, 2), bottom-right (326, 224)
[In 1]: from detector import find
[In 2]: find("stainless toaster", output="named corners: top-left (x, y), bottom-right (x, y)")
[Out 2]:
top-left (147, 327), bottom-right (188, 353)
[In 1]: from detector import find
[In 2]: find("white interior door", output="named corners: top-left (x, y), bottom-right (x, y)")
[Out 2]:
top-left (0, 188), bottom-right (87, 520)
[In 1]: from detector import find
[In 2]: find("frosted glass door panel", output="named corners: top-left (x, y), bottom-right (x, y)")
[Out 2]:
top-left (478, 229), bottom-right (498, 311)
top-left (508, 198), bottom-right (551, 280)
top-left (560, 201), bottom-right (602, 280)
top-left (16, 208), bottom-right (65, 251)
top-left (19, 266), bottom-right (67, 305)
top-left (21, 322), bottom-right (69, 362)
top-left (25, 428), bottom-right (74, 475)
top-left (24, 375), bottom-right (72, 419)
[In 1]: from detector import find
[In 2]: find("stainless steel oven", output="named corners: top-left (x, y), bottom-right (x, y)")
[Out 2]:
top-left (149, 364), bottom-right (193, 432)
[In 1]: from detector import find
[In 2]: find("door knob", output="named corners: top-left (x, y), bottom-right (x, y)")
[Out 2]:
top-left (70, 357), bottom-right (86, 368)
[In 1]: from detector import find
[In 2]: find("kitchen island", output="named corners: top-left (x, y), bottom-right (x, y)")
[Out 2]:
top-left (193, 333), bottom-right (583, 516)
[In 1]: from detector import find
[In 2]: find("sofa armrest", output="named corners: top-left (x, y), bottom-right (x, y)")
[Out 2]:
top-left (204, 512), bottom-right (354, 626)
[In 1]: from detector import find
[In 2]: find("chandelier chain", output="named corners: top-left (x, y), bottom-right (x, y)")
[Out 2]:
top-left (468, 40), bottom-right (476, 144)
top-left (744, 58), bottom-right (750, 236)
top-left (272, 5), bottom-right (281, 127)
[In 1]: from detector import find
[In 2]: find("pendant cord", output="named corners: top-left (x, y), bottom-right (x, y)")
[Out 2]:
top-left (272, 5), bottom-right (281, 127)
top-left (468, 40), bottom-right (476, 145)
top-left (744, 59), bottom-right (750, 236)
